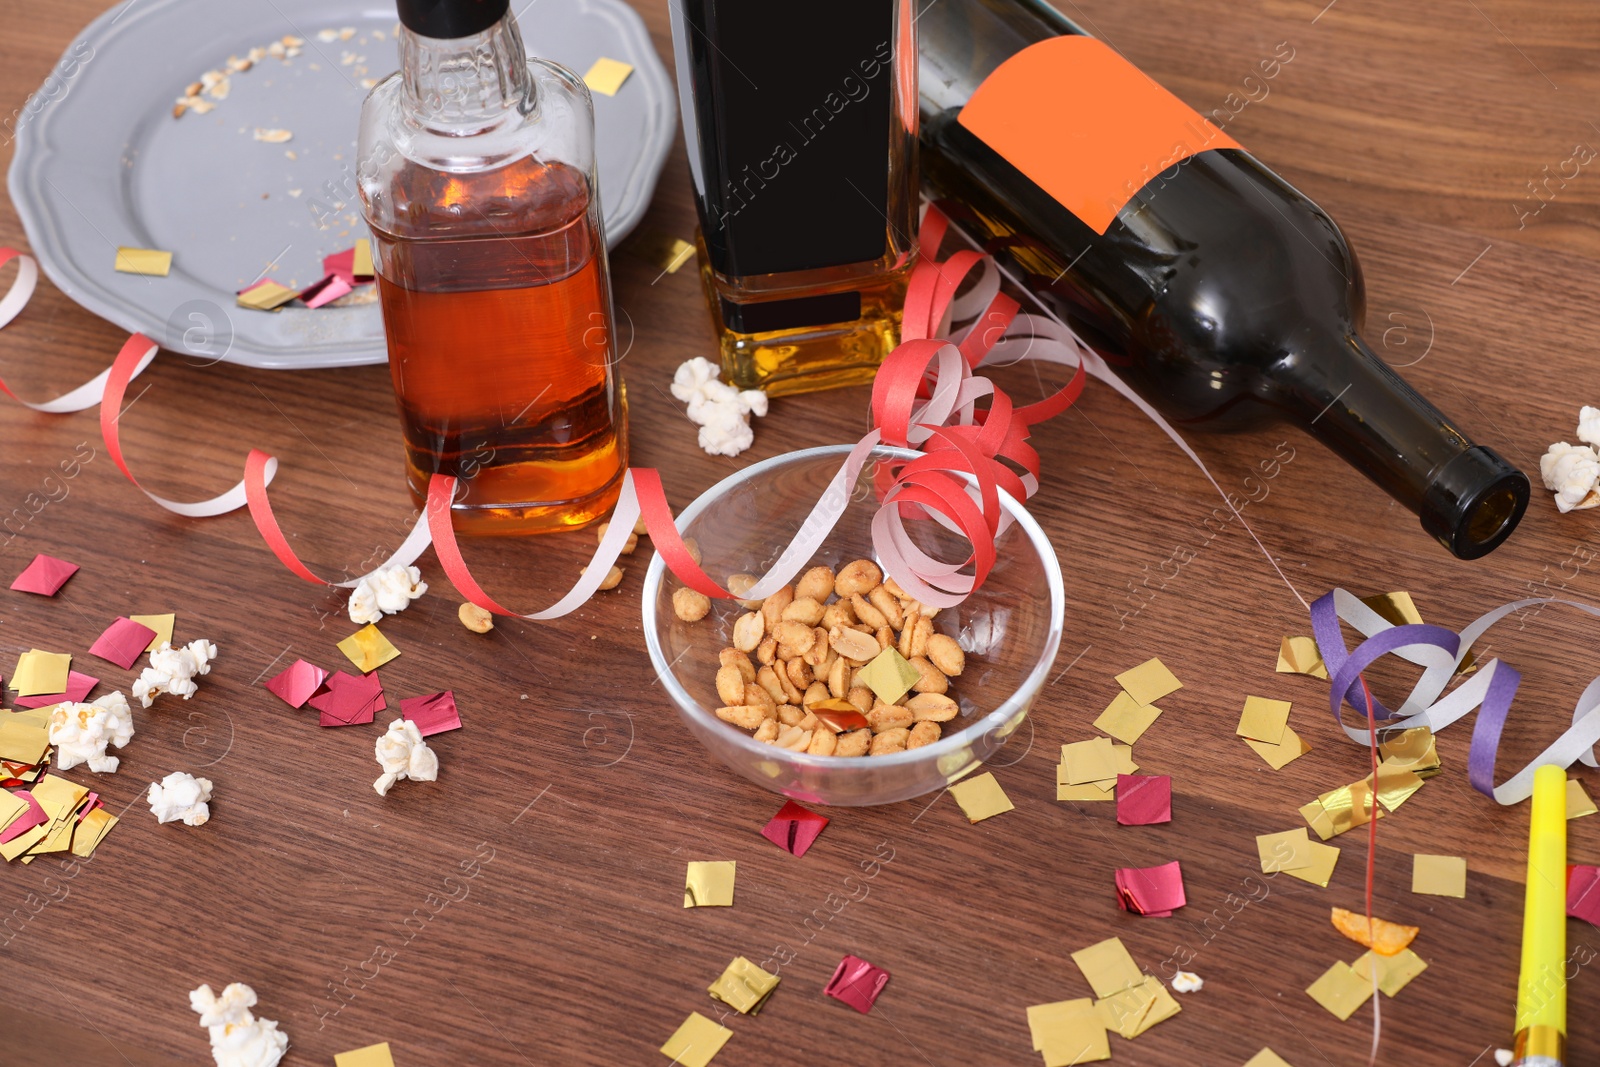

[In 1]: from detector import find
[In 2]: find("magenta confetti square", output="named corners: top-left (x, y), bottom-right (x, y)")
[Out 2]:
top-left (300, 273), bottom-right (353, 309)
top-left (1114, 860), bottom-right (1186, 917)
top-left (1569, 864), bottom-right (1600, 926)
top-left (824, 954), bottom-right (889, 1014)
top-left (14, 670), bottom-right (98, 709)
top-left (309, 670), bottom-right (385, 727)
top-left (88, 617), bottom-right (159, 670)
top-left (1115, 774), bottom-right (1172, 826)
top-left (760, 800), bottom-right (830, 858)
top-left (265, 659), bottom-right (329, 709)
top-left (77, 792), bottom-right (102, 822)
top-left (401, 690), bottom-right (461, 737)
top-left (10, 554), bottom-right (79, 596)
top-left (0, 791), bottom-right (47, 843)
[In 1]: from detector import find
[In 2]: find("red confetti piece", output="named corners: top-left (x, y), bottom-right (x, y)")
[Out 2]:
top-left (760, 800), bottom-right (829, 858)
top-left (308, 670), bottom-right (385, 727)
top-left (77, 792), bottom-right (102, 821)
top-left (299, 273), bottom-right (353, 309)
top-left (322, 247), bottom-right (372, 284)
top-left (1569, 864), bottom-right (1600, 926)
top-left (0, 791), bottom-right (47, 842)
top-left (1115, 774), bottom-right (1172, 826)
top-left (88, 616), bottom-right (159, 669)
top-left (264, 659), bottom-right (328, 709)
top-left (10, 554), bottom-right (78, 596)
top-left (810, 707), bottom-right (871, 734)
top-left (400, 690), bottom-right (461, 737)
top-left (1114, 860), bottom-right (1186, 916)
top-left (824, 954), bottom-right (889, 1014)
top-left (14, 670), bottom-right (98, 708)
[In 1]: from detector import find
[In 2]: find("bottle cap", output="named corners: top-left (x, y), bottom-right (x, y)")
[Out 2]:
top-left (1420, 445), bottom-right (1529, 560)
top-left (396, 0), bottom-right (510, 39)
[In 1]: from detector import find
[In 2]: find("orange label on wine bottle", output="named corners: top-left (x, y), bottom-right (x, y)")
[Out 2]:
top-left (958, 36), bottom-right (1240, 234)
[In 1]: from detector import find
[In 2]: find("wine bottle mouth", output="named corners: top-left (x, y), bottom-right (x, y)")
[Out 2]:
top-left (1421, 446), bottom-right (1530, 560)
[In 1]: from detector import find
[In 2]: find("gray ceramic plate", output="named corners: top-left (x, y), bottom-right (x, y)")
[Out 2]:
top-left (8, 0), bottom-right (676, 369)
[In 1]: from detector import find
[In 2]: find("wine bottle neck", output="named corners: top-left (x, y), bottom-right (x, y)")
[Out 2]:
top-left (1283, 331), bottom-right (1527, 558)
top-left (398, 14), bottom-right (533, 133)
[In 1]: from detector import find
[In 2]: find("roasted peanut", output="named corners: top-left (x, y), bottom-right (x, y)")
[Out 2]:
top-left (727, 572), bottom-right (762, 609)
top-left (906, 721), bottom-right (941, 749)
top-left (803, 681), bottom-right (830, 706)
top-left (851, 593), bottom-right (889, 631)
top-left (595, 521), bottom-right (638, 554)
top-left (835, 729), bottom-right (871, 757)
top-left (821, 599), bottom-right (856, 630)
top-left (798, 712), bottom-right (819, 732)
top-left (775, 666), bottom-right (804, 705)
top-left (773, 620), bottom-right (815, 658)
top-left (719, 647), bottom-right (756, 682)
top-left (867, 585), bottom-right (904, 630)
top-left (835, 559), bottom-right (882, 598)
top-left (909, 616), bottom-right (934, 659)
top-left (744, 682), bottom-right (776, 715)
top-left (907, 692), bottom-right (959, 721)
top-left (732, 611), bottom-right (765, 652)
top-left (828, 625), bottom-right (880, 662)
top-left (633, 516), bottom-right (648, 536)
top-left (672, 586), bottom-right (710, 620)
top-left (898, 610), bottom-right (919, 659)
top-left (716, 665), bottom-right (747, 706)
top-left (776, 725), bottom-right (812, 751)
top-left (754, 719), bottom-right (780, 743)
top-left (867, 703), bottom-right (913, 733)
top-left (761, 586), bottom-right (794, 630)
top-left (827, 656), bottom-right (849, 698)
top-left (806, 726), bottom-right (838, 755)
top-left (846, 686), bottom-right (873, 714)
top-left (804, 626), bottom-right (833, 668)
top-left (909, 655), bottom-right (948, 695)
top-left (796, 565), bottom-right (836, 603)
top-left (585, 564), bottom-right (625, 591)
top-left (882, 577), bottom-right (909, 600)
top-left (683, 537), bottom-right (703, 566)
top-left (869, 727), bottom-right (910, 755)
top-left (777, 703), bottom-right (806, 726)
top-left (756, 636), bottom-right (778, 665)
top-left (757, 666), bottom-right (789, 705)
top-left (927, 633), bottom-right (965, 676)
top-left (785, 657), bottom-right (814, 690)
top-left (875, 626), bottom-right (895, 652)
top-left (715, 704), bottom-right (767, 729)
top-left (781, 596), bottom-right (826, 626)
top-left (458, 602), bottom-right (494, 633)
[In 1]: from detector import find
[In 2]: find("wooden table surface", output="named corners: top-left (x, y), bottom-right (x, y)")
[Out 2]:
top-left (1, 0), bottom-right (1598, 1063)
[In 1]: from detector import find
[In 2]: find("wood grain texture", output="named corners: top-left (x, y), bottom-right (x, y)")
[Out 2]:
top-left (0, 0), bottom-right (1598, 1063)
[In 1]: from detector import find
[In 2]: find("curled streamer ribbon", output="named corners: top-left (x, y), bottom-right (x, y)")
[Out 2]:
top-left (1312, 588), bottom-right (1600, 805)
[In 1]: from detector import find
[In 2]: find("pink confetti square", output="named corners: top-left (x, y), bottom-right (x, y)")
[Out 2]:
top-left (760, 800), bottom-right (829, 858)
top-left (309, 670), bottom-right (385, 727)
top-left (1114, 860), bottom-right (1186, 917)
top-left (300, 273), bottom-right (353, 309)
top-left (88, 617), bottom-right (159, 670)
top-left (265, 659), bottom-right (329, 709)
top-left (824, 954), bottom-right (889, 1014)
top-left (10, 554), bottom-right (78, 596)
top-left (401, 690), bottom-right (461, 737)
top-left (77, 792), bottom-right (102, 821)
top-left (1569, 864), bottom-right (1600, 926)
top-left (14, 670), bottom-right (98, 708)
top-left (0, 791), bottom-right (47, 843)
top-left (1116, 774), bottom-right (1172, 826)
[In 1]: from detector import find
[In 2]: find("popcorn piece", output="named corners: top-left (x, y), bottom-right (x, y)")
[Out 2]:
top-left (150, 771), bottom-right (214, 826)
top-left (133, 639), bottom-right (218, 707)
top-left (189, 983), bottom-right (288, 1067)
top-left (373, 719), bottom-right (439, 796)
top-left (1541, 442), bottom-right (1600, 512)
top-left (252, 128), bottom-right (293, 143)
top-left (48, 691), bottom-right (135, 773)
top-left (1171, 970), bottom-right (1204, 993)
top-left (347, 563), bottom-right (428, 624)
top-left (1493, 1050), bottom-right (1514, 1067)
top-left (1578, 406), bottom-right (1600, 449)
top-left (670, 357), bottom-right (767, 457)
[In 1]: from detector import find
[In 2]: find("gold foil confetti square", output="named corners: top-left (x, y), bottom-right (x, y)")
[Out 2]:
top-left (1245, 726), bottom-right (1311, 770)
top-left (335, 1042), bottom-right (394, 1067)
top-left (70, 808), bottom-right (116, 859)
top-left (130, 613), bottom-right (175, 651)
top-left (1095, 975), bottom-right (1180, 1039)
top-left (950, 771), bottom-right (1013, 823)
top-left (1061, 737), bottom-right (1118, 785)
top-left (583, 56), bottom-right (634, 96)
top-left (660, 1011), bottom-right (731, 1067)
top-left (236, 281), bottom-right (298, 310)
top-left (1028, 998), bottom-right (1109, 1066)
top-left (0, 823), bottom-right (48, 862)
top-left (1412, 854), bottom-right (1466, 897)
top-left (1300, 799), bottom-right (1337, 841)
top-left (0, 792), bottom-right (27, 832)
top-left (11, 650), bottom-right (71, 697)
top-left (1306, 960), bottom-right (1373, 1020)
top-left (857, 647), bottom-right (921, 706)
top-left (1070, 937), bottom-right (1143, 998)
top-left (1361, 591), bottom-right (1423, 627)
top-left (708, 956), bottom-right (780, 1015)
top-left (1245, 1050), bottom-right (1297, 1067)
top-left (0, 721), bottom-right (49, 766)
top-left (114, 247), bottom-right (172, 275)
top-left (1282, 841), bottom-right (1341, 887)
top-left (1115, 658), bottom-right (1182, 706)
top-left (1568, 779), bottom-right (1597, 819)
top-left (337, 624), bottom-right (400, 673)
top-left (351, 238), bottom-right (374, 278)
top-left (1093, 691), bottom-right (1161, 745)
top-left (684, 861), bottom-right (736, 908)
top-left (1112, 744), bottom-right (1137, 775)
top-left (1352, 947), bottom-right (1427, 997)
top-left (1057, 781), bottom-right (1116, 802)
top-left (1256, 828), bottom-right (1313, 873)
top-left (1236, 696), bottom-right (1291, 745)
top-left (1276, 636), bottom-right (1328, 680)
top-left (1315, 781), bottom-right (1384, 837)
top-left (629, 229), bottom-right (697, 274)
top-left (1378, 727), bottom-right (1439, 776)
top-left (1365, 764), bottom-right (1425, 813)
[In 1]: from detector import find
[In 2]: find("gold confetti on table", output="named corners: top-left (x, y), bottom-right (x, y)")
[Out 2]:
top-left (1244, 726), bottom-right (1311, 770)
top-left (351, 238), bottom-right (374, 278)
top-left (707, 956), bottom-right (779, 1015)
top-left (583, 56), bottom-right (634, 96)
top-left (684, 861), bottom-right (736, 908)
top-left (11, 649), bottom-right (71, 697)
top-left (1412, 853), bottom-right (1467, 897)
top-left (1057, 780), bottom-right (1115, 802)
top-left (1093, 691), bottom-right (1161, 745)
top-left (70, 809), bottom-right (117, 858)
top-left (1061, 737), bottom-right (1118, 786)
top-left (334, 1042), bottom-right (394, 1067)
top-left (0, 719), bottom-right (50, 765)
top-left (1256, 828), bottom-right (1313, 873)
top-left (950, 771), bottom-right (1014, 822)
top-left (1245, 1050), bottom-right (1297, 1067)
top-left (237, 281), bottom-right (298, 310)
top-left (856, 647), bottom-right (922, 705)
top-left (1379, 727), bottom-right (1440, 778)
top-left (130, 613), bottom-right (176, 651)
top-left (337, 624), bottom-right (401, 672)
top-left (1568, 778), bottom-right (1597, 820)
top-left (629, 229), bottom-right (697, 274)
top-left (1026, 997), bottom-right (1109, 1066)
top-left (1114, 658), bottom-right (1182, 706)
top-left (1095, 975), bottom-right (1181, 1039)
top-left (1361, 590), bottom-right (1423, 626)
top-left (1111, 744), bottom-right (1137, 775)
top-left (1070, 937), bottom-right (1143, 999)
top-left (114, 247), bottom-right (173, 276)
top-left (1352, 947), bottom-right (1428, 996)
top-left (1275, 636), bottom-right (1328, 680)
top-left (1304, 780), bottom-right (1384, 839)
top-left (1236, 696), bottom-right (1291, 745)
top-left (1282, 840), bottom-right (1341, 887)
top-left (660, 1011), bottom-right (731, 1067)
top-left (1305, 960), bottom-right (1373, 1020)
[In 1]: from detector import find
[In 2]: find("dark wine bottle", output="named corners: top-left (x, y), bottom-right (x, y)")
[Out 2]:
top-left (916, 0), bottom-right (1529, 559)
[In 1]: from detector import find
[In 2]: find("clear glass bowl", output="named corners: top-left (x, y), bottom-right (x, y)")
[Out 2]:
top-left (641, 444), bottom-right (1065, 806)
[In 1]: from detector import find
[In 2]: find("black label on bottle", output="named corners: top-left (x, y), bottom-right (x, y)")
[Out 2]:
top-left (676, 0), bottom-right (895, 278)
top-left (721, 290), bottom-right (863, 334)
